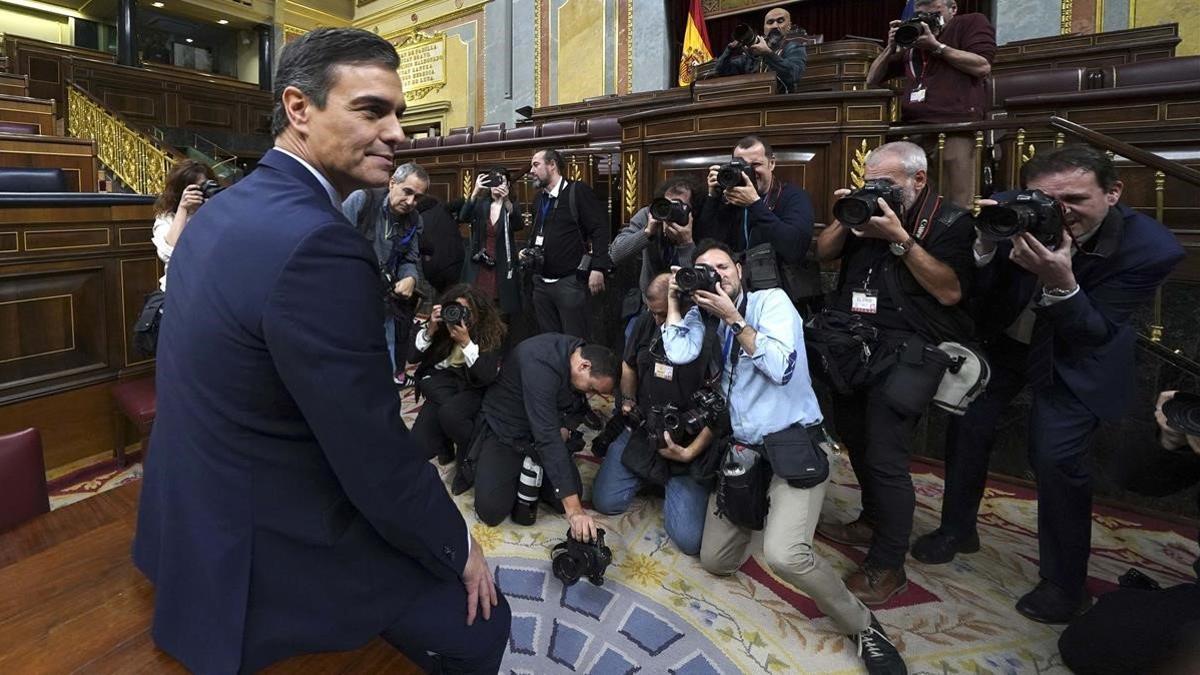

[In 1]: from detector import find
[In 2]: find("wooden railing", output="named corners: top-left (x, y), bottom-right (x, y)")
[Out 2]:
top-left (66, 83), bottom-right (182, 195)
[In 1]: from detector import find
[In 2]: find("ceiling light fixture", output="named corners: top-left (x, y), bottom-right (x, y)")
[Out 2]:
top-left (185, 38), bottom-right (193, 43)
top-left (217, 19), bottom-right (228, 24)
top-left (151, 1), bottom-right (163, 6)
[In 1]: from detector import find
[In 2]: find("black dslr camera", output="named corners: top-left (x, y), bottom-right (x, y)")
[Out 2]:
top-left (675, 264), bottom-right (720, 295)
top-left (730, 23), bottom-right (757, 50)
top-left (976, 189), bottom-right (1065, 248)
top-left (895, 11), bottom-right (944, 48)
top-left (480, 168), bottom-right (508, 189)
top-left (470, 250), bottom-right (497, 268)
top-left (201, 179), bottom-right (224, 199)
top-left (552, 527), bottom-right (614, 587)
top-left (832, 179), bottom-right (906, 227)
top-left (649, 198), bottom-right (690, 226)
top-left (518, 245), bottom-right (545, 273)
top-left (440, 301), bottom-right (471, 326)
top-left (662, 388), bottom-right (727, 441)
top-left (716, 159), bottom-right (755, 191)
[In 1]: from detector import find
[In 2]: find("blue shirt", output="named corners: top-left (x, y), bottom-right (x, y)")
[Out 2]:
top-left (661, 288), bottom-right (822, 444)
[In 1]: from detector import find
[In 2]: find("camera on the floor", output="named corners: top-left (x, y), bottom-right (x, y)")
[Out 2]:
top-left (976, 189), bottom-right (1064, 248)
top-left (716, 159), bottom-right (755, 191)
top-left (833, 179), bottom-right (906, 227)
top-left (440, 301), bottom-right (471, 326)
top-left (552, 527), bottom-right (613, 587)
top-left (675, 263), bottom-right (720, 295)
top-left (511, 456), bottom-right (542, 526)
top-left (649, 198), bottom-right (690, 226)
top-left (894, 11), bottom-right (944, 48)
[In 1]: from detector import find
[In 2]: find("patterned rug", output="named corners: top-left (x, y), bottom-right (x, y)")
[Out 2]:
top-left (50, 388), bottom-right (1199, 674)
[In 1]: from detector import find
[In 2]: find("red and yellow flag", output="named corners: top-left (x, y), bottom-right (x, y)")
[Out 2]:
top-left (678, 0), bottom-right (713, 86)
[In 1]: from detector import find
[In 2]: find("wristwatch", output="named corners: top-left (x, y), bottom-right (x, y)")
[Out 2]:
top-left (729, 321), bottom-right (746, 335)
top-left (934, 43), bottom-right (947, 56)
top-left (889, 236), bottom-right (917, 256)
top-left (1043, 285), bottom-right (1079, 298)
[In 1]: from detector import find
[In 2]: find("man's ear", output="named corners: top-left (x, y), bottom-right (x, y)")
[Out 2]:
top-left (281, 85), bottom-right (311, 135)
top-left (1106, 180), bottom-right (1124, 206)
top-left (913, 168), bottom-right (928, 193)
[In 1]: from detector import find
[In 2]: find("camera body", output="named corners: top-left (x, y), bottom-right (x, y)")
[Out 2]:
top-left (661, 388), bottom-right (727, 441)
top-left (649, 198), bottom-right (691, 226)
top-left (201, 179), bottom-right (224, 200)
top-left (471, 250), bottom-right (497, 268)
top-left (518, 245), bottom-right (545, 273)
top-left (480, 169), bottom-right (508, 189)
top-left (552, 527), bottom-right (613, 586)
top-left (674, 263), bottom-right (721, 295)
top-left (441, 301), bottom-right (471, 326)
top-left (716, 159), bottom-right (756, 191)
top-left (731, 23), bottom-right (757, 50)
top-left (895, 11), bottom-right (944, 48)
top-left (976, 189), bottom-right (1064, 248)
top-left (832, 179), bottom-right (906, 227)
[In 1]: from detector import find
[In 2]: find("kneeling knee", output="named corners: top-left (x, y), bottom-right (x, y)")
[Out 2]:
top-left (475, 501), bottom-right (508, 528)
top-left (700, 553), bottom-right (740, 577)
top-left (762, 541), bottom-right (817, 578)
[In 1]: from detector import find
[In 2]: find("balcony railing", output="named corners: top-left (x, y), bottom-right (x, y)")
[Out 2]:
top-left (66, 83), bottom-right (178, 195)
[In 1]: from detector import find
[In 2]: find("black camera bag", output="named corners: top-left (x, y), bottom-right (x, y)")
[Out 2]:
top-left (133, 289), bottom-right (166, 357)
top-left (803, 309), bottom-right (883, 394)
top-left (762, 422), bottom-right (829, 489)
top-left (880, 337), bottom-right (957, 416)
top-left (715, 444), bottom-right (771, 531)
top-left (619, 428), bottom-right (672, 486)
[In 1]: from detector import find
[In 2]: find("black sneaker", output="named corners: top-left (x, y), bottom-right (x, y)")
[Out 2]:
top-left (851, 615), bottom-right (907, 675)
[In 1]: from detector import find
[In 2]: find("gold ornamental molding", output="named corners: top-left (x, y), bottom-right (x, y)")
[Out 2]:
top-left (461, 169), bottom-right (472, 199)
top-left (1061, 0), bottom-right (1073, 35)
top-left (67, 87), bottom-right (172, 195)
top-left (849, 138), bottom-right (869, 189)
top-left (395, 31), bottom-right (448, 102)
top-left (534, 3), bottom-right (544, 107)
top-left (284, 0), bottom-right (352, 26)
top-left (622, 151), bottom-right (638, 221)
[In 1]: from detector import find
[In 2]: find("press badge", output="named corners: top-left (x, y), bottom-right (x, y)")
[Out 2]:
top-left (534, 235), bottom-right (545, 246)
top-left (910, 87), bottom-right (926, 103)
top-left (851, 289), bottom-right (879, 314)
top-left (654, 362), bottom-right (674, 381)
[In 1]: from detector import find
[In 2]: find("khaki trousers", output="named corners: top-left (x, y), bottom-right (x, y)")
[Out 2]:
top-left (700, 474), bottom-right (871, 634)
top-left (912, 132), bottom-right (977, 210)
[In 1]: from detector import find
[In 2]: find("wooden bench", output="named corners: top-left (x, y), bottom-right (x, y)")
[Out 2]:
top-left (0, 133), bottom-right (96, 191)
top-left (0, 93), bottom-right (56, 135)
top-left (0, 482), bottom-right (421, 673)
top-left (0, 72), bottom-right (28, 98)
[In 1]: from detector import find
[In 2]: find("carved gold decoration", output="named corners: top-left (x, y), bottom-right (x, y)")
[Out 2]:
top-left (936, 133), bottom-right (946, 189)
top-left (1150, 170), bottom-right (1166, 342)
top-left (396, 31), bottom-right (449, 102)
top-left (1055, 132), bottom-right (1065, 148)
top-left (67, 87), bottom-right (172, 195)
top-left (568, 156), bottom-right (582, 182)
top-left (849, 138), bottom-right (869, 189)
top-left (534, 4), bottom-right (543, 106)
top-left (972, 130), bottom-right (984, 216)
top-left (462, 169), bottom-right (472, 198)
top-left (625, 0), bottom-right (634, 95)
top-left (1061, 0), bottom-right (1073, 35)
top-left (1015, 128), bottom-right (1027, 174)
top-left (622, 152), bottom-right (638, 221)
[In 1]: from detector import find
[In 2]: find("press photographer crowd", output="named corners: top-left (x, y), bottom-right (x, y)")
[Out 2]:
top-left (127, 6), bottom-right (1197, 675)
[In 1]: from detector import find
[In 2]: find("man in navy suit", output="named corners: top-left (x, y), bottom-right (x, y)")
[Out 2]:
top-left (913, 145), bottom-right (1185, 623)
top-left (132, 28), bottom-right (509, 673)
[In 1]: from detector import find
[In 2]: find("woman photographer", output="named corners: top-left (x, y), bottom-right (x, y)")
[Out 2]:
top-left (463, 168), bottom-right (524, 316)
top-left (410, 283), bottom-right (507, 466)
top-left (151, 159), bottom-right (217, 291)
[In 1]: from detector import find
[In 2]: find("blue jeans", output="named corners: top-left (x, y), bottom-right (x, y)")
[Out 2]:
top-left (591, 429), bottom-right (709, 555)
top-left (384, 318), bottom-right (397, 371)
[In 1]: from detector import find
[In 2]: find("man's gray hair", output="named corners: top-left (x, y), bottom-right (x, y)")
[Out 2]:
top-left (915, 0), bottom-right (956, 7)
top-left (865, 141), bottom-right (928, 176)
top-left (392, 162), bottom-right (429, 185)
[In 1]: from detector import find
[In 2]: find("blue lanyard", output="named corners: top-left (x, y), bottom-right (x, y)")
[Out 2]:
top-left (742, 209), bottom-right (750, 249)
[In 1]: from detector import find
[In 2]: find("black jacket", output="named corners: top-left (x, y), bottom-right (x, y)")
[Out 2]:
top-left (411, 329), bottom-right (502, 389)
top-left (465, 195), bottom-right (525, 314)
top-left (697, 180), bottom-right (815, 265)
top-left (529, 179), bottom-right (612, 279)
top-left (416, 197), bottom-right (465, 288)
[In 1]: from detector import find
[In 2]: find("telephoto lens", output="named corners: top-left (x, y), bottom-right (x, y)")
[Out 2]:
top-left (976, 189), bottom-right (1064, 248)
top-left (511, 456), bottom-right (542, 526)
top-left (716, 159), bottom-right (754, 191)
top-left (832, 179), bottom-right (906, 227)
top-left (440, 301), bottom-right (471, 326)
top-left (649, 198), bottom-right (690, 226)
top-left (731, 23), bottom-right (757, 49)
top-left (674, 264), bottom-right (721, 295)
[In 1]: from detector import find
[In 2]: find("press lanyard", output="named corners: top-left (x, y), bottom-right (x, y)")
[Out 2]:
top-left (741, 180), bottom-right (782, 249)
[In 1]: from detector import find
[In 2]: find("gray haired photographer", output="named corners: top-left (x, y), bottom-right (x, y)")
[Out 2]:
top-left (662, 239), bottom-right (907, 675)
top-left (713, 6), bottom-right (808, 93)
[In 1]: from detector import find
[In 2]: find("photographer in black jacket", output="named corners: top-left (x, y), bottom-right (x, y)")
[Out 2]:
top-left (697, 136), bottom-right (815, 298)
top-left (523, 149), bottom-right (612, 338)
top-left (811, 141), bottom-right (975, 606)
top-left (591, 272), bottom-right (716, 555)
top-left (469, 333), bottom-right (620, 542)
top-left (410, 284), bottom-right (506, 466)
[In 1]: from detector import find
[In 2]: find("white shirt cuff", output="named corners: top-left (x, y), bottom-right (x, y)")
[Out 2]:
top-left (1038, 286), bottom-right (1080, 306)
top-left (414, 326), bottom-right (432, 352)
top-left (973, 242), bottom-right (997, 267)
top-left (461, 340), bottom-right (479, 367)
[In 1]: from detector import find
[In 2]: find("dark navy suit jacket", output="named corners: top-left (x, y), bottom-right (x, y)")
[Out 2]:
top-left (975, 203), bottom-right (1184, 421)
top-left (133, 149), bottom-right (468, 674)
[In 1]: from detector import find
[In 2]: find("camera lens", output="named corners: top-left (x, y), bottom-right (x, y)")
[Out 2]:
top-left (552, 546), bottom-right (582, 584)
top-left (895, 23), bottom-right (921, 46)
top-left (977, 204), bottom-right (1027, 240)
top-left (833, 194), bottom-right (876, 227)
top-left (649, 198), bottom-right (673, 221)
top-left (717, 167), bottom-right (744, 190)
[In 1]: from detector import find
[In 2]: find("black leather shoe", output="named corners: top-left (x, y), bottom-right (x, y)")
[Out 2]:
top-left (1015, 580), bottom-right (1092, 624)
top-left (851, 614), bottom-right (908, 675)
top-left (911, 528), bottom-right (980, 565)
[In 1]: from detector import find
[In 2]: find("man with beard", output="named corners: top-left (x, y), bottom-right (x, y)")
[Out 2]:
top-left (343, 162), bottom-right (429, 383)
top-left (812, 141), bottom-right (976, 606)
top-left (915, 145), bottom-right (1185, 624)
top-left (696, 135), bottom-right (815, 297)
top-left (523, 148), bottom-right (611, 338)
top-left (714, 6), bottom-right (808, 93)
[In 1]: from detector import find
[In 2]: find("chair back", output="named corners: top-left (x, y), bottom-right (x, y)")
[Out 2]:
top-left (0, 428), bottom-right (50, 532)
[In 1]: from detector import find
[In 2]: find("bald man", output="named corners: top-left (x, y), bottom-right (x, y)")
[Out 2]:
top-left (714, 7), bottom-right (808, 93)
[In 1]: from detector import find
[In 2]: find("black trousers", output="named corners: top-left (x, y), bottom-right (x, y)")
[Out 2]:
top-left (412, 371), bottom-right (483, 461)
top-left (832, 376), bottom-right (922, 570)
top-left (939, 336), bottom-right (1100, 594)
top-left (472, 424), bottom-right (576, 527)
top-left (380, 578), bottom-right (511, 674)
top-left (1058, 583), bottom-right (1200, 674)
top-left (532, 274), bottom-right (589, 338)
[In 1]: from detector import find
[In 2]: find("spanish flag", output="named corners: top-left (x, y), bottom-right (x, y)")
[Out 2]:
top-left (678, 0), bottom-right (713, 86)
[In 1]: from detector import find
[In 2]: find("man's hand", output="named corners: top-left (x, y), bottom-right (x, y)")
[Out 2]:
top-left (706, 165), bottom-right (722, 195)
top-left (665, 214), bottom-right (694, 245)
top-left (1156, 390), bottom-right (1190, 451)
top-left (178, 184), bottom-right (205, 215)
top-left (748, 35), bottom-right (772, 56)
top-left (567, 511), bottom-right (598, 543)
top-left (492, 183), bottom-right (510, 202)
top-left (462, 535), bottom-right (499, 626)
top-left (852, 197), bottom-right (908, 243)
top-left (723, 171), bottom-right (760, 207)
top-left (448, 321), bottom-right (471, 347)
top-left (644, 216), bottom-right (663, 238)
top-left (658, 431), bottom-right (701, 462)
top-left (885, 20), bottom-right (902, 50)
top-left (1009, 228), bottom-right (1076, 289)
top-left (472, 173), bottom-right (490, 197)
top-left (588, 270), bottom-right (605, 295)
top-left (692, 283), bottom-right (739, 324)
top-left (913, 21), bottom-right (941, 52)
top-left (973, 198), bottom-right (1000, 257)
top-left (620, 398), bottom-right (636, 416)
top-left (394, 276), bottom-right (417, 298)
top-left (427, 304), bottom-right (443, 334)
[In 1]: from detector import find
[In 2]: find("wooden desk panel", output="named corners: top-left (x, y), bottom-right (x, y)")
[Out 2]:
top-left (0, 94), bottom-right (56, 135)
top-left (0, 73), bottom-right (29, 98)
top-left (0, 483), bottom-right (420, 674)
top-left (0, 134), bottom-right (96, 191)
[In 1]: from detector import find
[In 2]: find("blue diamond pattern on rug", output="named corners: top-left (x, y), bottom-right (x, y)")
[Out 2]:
top-left (548, 618), bottom-right (592, 670)
top-left (508, 613), bottom-right (540, 656)
top-left (560, 577), bottom-right (616, 620)
top-left (619, 605), bottom-right (684, 656)
top-left (586, 643), bottom-right (640, 675)
top-left (669, 651), bottom-right (723, 675)
top-left (496, 565), bottom-right (548, 602)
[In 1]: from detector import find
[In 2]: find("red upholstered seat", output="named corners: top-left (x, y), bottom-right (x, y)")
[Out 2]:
top-left (0, 428), bottom-right (50, 532)
top-left (111, 377), bottom-right (156, 467)
top-left (504, 124), bottom-right (540, 140)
